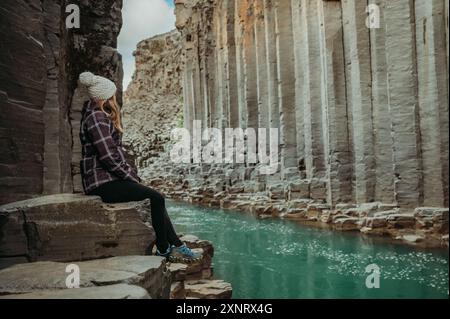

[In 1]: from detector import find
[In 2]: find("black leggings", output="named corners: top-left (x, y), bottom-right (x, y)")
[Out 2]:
top-left (88, 180), bottom-right (182, 252)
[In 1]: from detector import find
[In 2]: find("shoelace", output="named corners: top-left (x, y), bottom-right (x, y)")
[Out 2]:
top-left (178, 245), bottom-right (194, 257)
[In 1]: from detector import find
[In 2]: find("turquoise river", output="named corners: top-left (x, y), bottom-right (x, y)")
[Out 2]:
top-left (167, 200), bottom-right (449, 299)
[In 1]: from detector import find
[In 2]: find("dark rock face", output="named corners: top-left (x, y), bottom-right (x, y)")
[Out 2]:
top-left (0, 0), bottom-right (124, 204)
top-left (0, 0), bottom-right (48, 204)
top-left (0, 194), bottom-right (155, 269)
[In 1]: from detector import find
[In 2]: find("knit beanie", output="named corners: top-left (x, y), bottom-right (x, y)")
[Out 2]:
top-left (79, 72), bottom-right (117, 100)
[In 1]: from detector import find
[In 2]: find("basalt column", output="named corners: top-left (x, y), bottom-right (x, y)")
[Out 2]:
top-left (274, 0), bottom-right (297, 178)
top-left (213, 4), bottom-right (225, 128)
top-left (369, 0), bottom-right (395, 203)
top-left (174, 0), bottom-right (449, 209)
top-left (317, 0), bottom-right (353, 204)
top-left (234, 2), bottom-right (246, 128)
top-left (299, 0), bottom-right (326, 180)
top-left (291, 0), bottom-right (305, 174)
top-left (415, 0), bottom-right (449, 207)
top-left (254, 1), bottom-right (269, 130)
top-left (263, 0), bottom-right (280, 131)
top-left (242, 1), bottom-right (258, 132)
top-left (0, 0), bottom-right (48, 204)
top-left (225, 0), bottom-right (238, 129)
top-left (384, 0), bottom-right (422, 207)
top-left (342, 0), bottom-right (376, 203)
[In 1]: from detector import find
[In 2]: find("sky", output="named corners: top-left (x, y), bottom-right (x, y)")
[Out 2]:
top-left (118, 0), bottom-right (176, 89)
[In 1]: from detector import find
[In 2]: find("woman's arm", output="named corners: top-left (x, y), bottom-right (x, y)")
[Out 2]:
top-left (85, 110), bottom-right (140, 183)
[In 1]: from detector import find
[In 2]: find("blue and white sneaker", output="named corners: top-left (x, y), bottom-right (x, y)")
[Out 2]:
top-left (168, 244), bottom-right (202, 263)
top-left (155, 246), bottom-right (171, 258)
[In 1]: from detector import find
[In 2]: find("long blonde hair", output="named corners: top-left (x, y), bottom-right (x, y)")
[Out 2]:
top-left (98, 95), bottom-right (123, 133)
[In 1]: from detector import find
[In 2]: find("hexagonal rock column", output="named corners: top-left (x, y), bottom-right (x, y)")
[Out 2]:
top-left (0, 194), bottom-right (155, 269)
top-left (0, 256), bottom-right (171, 299)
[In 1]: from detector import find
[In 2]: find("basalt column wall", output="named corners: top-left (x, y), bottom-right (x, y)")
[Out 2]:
top-left (0, 0), bottom-right (124, 203)
top-left (174, 0), bottom-right (449, 208)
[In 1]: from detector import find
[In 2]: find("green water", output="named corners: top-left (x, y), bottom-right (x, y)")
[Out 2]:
top-left (167, 200), bottom-right (449, 299)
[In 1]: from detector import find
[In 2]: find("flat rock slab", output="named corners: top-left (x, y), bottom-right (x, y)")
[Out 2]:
top-left (185, 279), bottom-right (232, 299)
top-left (0, 284), bottom-right (150, 299)
top-left (0, 256), bottom-right (171, 299)
top-left (0, 194), bottom-right (155, 268)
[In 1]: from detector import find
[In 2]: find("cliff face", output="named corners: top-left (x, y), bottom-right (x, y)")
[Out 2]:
top-left (123, 30), bottom-right (183, 168)
top-left (173, 0), bottom-right (449, 208)
top-left (0, 0), bottom-right (124, 203)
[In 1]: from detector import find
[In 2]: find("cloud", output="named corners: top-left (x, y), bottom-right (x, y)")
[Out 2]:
top-left (118, 0), bottom-right (176, 89)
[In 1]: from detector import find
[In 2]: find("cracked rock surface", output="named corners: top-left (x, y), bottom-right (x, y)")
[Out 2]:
top-left (0, 194), bottom-right (155, 268)
top-left (0, 256), bottom-right (171, 299)
top-left (0, 284), bottom-right (150, 299)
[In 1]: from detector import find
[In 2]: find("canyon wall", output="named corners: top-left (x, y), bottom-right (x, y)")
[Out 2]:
top-left (0, 0), bottom-right (124, 203)
top-left (174, 0), bottom-right (449, 208)
top-left (123, 30), bottom-right (184, 169)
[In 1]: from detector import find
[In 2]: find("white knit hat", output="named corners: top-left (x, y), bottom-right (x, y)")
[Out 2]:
top-left (79, 72), bottom-right (117, 100)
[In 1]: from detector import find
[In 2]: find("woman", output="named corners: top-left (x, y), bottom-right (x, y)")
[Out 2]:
top-left (78, 71), bottom-right (200, 263)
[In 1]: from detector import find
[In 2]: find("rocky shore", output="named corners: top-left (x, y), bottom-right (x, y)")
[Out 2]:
top-left (0, 194), bottom-right (232, 299)
top-left (139, 153), bottom-right (449, 249)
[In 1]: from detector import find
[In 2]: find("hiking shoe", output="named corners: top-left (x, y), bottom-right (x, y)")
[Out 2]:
top-left (155, 246), bottom-right (171, 258)
top-left (168, 244), bottom-right (202, 263)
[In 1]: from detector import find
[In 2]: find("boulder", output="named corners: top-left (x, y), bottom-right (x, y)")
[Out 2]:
top-left (267, 183), bottom-right (285, 200)
top-left (386, 213), bottom-right (416, 228)
top-left (366, 217), bottom-right (388, 229)
top-left (185, 279), bottom-right (232, 299)
top-left (309, 179), bottom-right (328, 201)
top-left (0, 194), bottom-right (155, 268)
top-left (284, 208), bottom-right (307, 220)
top-left (179, 234), bottom-right (214, 280)
top-left (333, 217), bottom-right (360, 231)
top-left (400, 234), bottom-right (424, 244)
top-left (0, 256), bottom-right (171, 299)
top-left (306, 204), bottom-right (329, 221)
top-left (414, 207), bottom-right (449, 233)
top-left (286, 180), bottom-right (310, 200)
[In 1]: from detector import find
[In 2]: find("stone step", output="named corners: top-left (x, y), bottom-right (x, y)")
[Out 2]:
top-left (0, 194), bottom-right (155, 268)
top-left (0, 284), bottom-right (150, 299)
top-left (0, 256), bottom-right (171, 299)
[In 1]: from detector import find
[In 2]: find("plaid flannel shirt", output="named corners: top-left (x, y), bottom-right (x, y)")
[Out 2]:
top-left (80, 100), bottom-right (140, 194)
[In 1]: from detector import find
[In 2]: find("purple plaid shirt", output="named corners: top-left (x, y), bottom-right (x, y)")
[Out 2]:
top-left (80, 100), bottom-right (140, 194)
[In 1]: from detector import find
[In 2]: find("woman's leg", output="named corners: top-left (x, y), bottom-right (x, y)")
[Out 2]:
top-left (163, 207), bottom-right (183, 247)
top-left (89, 180), bottom-right (181, 252)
